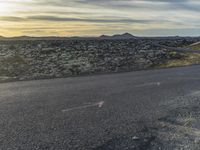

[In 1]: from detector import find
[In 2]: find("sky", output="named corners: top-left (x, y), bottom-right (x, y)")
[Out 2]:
top-left (0, 0), bottom-right (200, 37)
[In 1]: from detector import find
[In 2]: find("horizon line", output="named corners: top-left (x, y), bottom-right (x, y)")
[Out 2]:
top-left (1, 33), bottom-right (199, 39)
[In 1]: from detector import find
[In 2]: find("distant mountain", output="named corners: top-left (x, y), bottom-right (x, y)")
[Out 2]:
top-left (0, 33), bottom-right (137, 41)
top-left (0, 36), bottom-right (5, 39)
top-left (99, 35), bottom-right (109, 39)
top-left (99, 33), bottom-right (137, 39)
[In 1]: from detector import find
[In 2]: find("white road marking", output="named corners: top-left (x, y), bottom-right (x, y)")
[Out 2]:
top-left (62, 101), bottom-right (104, 112)
top-left (157, 82), bottom-right (161, 86)
top-left (134, 82), bottom-right (161, 88)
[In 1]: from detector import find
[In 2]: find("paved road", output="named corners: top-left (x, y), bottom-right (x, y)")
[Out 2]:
top-left (1, 65), bottom-right (200, 149)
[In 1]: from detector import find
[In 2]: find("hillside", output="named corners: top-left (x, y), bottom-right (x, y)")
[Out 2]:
top-left (187, 42), bottom-right (200, 50)
top-left (0, 37), bottom-right (200, 82)
top-left (99, 33), bottom-right (137, 39)
top-left (0, 39), bottom-right (174, 82)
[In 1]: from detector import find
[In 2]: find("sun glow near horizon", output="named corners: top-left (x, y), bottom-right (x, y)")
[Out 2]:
top-left (0, 0), bottom-right (200, 37)
top-left (0, 2), bottom-right (13, 14)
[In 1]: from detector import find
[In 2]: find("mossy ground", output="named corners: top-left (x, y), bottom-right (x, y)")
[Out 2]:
top-left (0, 55), bottom-right (28, 81)
top-left (1, 48), bottom-right (200, 82)
top-left (155, 50), bottom-right (200, 69)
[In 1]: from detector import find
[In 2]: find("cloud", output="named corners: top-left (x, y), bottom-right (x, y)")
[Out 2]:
top-left (27, 15), bottom-right (154, 24)
top-left (0, 0), bottom-right (200, 36)
top-left (0, 15), bottom-right (159, 24)
top-left (0, 16), bottom-right (26, 22)
top-left (28, 0), bottom-right (200, 12)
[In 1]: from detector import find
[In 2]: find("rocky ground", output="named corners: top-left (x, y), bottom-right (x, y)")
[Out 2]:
top-left (133, 90), bottom-right (200, 150)
top-left (0, 38), bottom-right (199, 82)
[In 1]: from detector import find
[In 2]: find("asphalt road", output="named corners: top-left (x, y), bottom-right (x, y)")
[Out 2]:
top-left (1, 65), bottom-right (200, 150)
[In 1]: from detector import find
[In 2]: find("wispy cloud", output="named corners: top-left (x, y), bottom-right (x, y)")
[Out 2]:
top-left (0, 0), bottom-right (199, 36)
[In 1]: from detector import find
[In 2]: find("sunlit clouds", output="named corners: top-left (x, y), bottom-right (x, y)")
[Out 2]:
top-left (0, 0), bottom-right (200, 37)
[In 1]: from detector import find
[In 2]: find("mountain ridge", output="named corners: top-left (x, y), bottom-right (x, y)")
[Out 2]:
top-left (99, 33), bottom-right (137, 39)
top-left (0, 33), bottom-right (137, 40)
top-left (0, 33), bottom-right (199, 41)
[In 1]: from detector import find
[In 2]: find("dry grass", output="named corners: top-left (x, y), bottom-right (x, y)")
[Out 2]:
top-left (156, 52), bottom-right (200, 68)
top-left (187, 42), bottom-right (200, 50)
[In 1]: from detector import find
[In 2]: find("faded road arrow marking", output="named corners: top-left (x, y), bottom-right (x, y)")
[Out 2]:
top-left (134, 82), bottom-right (161, 88)
top-left (62, 101), bottom-right (104, 112)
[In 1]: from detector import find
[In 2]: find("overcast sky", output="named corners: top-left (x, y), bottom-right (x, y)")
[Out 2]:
top-left (0, 0), bottom-right (200, 37)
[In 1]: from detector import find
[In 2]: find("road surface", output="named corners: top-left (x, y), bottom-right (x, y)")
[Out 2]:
top-left (1, 65), bottom-right (200, 149)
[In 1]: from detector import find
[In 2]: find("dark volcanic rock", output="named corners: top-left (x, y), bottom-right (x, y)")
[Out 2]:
top-left (0, 37), bottom-right (199, 81)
